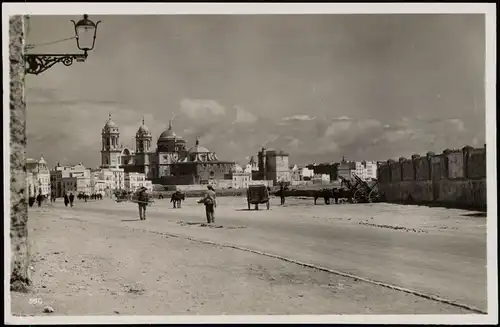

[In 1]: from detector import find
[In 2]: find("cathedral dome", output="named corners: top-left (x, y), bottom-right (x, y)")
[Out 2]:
top-left (158, 120), bottom-right (182, 141)
top-left (136, 118), bottom-right (151, 136)
top-left (103, 113), bottom-right (118, 130)
top-left (159, 127), bottom-right (176, 139)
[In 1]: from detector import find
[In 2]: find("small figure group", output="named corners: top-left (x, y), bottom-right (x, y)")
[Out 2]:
top-left (90, 193), bottom-right (103, 200)
top-left (64, 192), bottom-right (75, 207)
top-left (28, 193), bottom-right (42, 208)
top-left (170, 190), bottom-right (185, 209)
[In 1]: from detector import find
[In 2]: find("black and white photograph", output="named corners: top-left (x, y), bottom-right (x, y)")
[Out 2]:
top-left (4, 3), bottom-right (497, 324)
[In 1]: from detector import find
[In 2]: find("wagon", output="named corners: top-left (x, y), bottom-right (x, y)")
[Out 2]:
top-left (114, 190), bottom-right (131, 203)
top-left (342, 174), bottom-right (380, 203)
top-left (247, 184), bottom-right (270, 210)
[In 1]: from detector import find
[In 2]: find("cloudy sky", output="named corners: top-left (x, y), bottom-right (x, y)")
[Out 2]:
top-left (25, 14), bottom-right (485, 168)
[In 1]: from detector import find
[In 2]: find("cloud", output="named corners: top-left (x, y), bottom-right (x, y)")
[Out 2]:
top-left (287, 138), bottom-right (301, 149)
top-left (26, 97), bottom-right (165, 167)
top-left (332, 116), bottom-right (353, 121)
top-left (446, 118), bottom-right (466, 132)
top-left (281, 114), bottom-right (316, 121)
top-left (179, 98), bottom-right (226, 119)
top-left (233, 106), bottom-right (257, 124)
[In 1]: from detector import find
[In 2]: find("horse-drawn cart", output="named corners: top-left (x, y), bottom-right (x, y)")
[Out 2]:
top-left (247, 184), bottom-right (270, 210)
top-left (114, 189), bottom-right (155, 205)
top-left (114, 189), bottom-right (131, 203)
top-left (341, 174), bottom-right (380, 203)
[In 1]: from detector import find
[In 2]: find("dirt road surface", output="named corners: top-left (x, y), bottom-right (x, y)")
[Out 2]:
top-left (11, 196), bottom-right (486, 316)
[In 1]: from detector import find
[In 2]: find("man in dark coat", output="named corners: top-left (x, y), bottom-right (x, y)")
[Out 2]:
top-left (36, 193), bottom-right (43, 207)
top-left (64, 193), bottom-right (69, 207)
top-left (137, 187), bottom-right (150, 220)
top-left (69, 192), bottom-right (75, 207)
top-left (29, 194), bottom-right (35, 207)
top-left (279, 183), bottom-right (287, 205)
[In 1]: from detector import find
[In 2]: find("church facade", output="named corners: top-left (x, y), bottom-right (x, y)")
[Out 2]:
top-left (100, 114), bottom-right (236, 185)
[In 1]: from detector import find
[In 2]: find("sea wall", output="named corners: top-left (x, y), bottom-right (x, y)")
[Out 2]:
top-left (377, 145), bottom-right (486, 210)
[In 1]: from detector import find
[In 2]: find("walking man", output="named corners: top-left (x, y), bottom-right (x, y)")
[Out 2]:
top-left (69, 192), bottom-right (75, 207)
top-left (137, 187), bottom-right (149, 220)
top-left (64, 193), bottom-right (69, 207)
top-left (279, 182), bottom-right (287, 205)
top-left (36, 193), bottom-right (43, 207)
top-left (198, 185), bottom-right (217, 224)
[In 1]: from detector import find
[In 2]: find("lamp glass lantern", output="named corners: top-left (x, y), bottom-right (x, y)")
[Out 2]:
top-left (71, 14), bottom-right (101, 54)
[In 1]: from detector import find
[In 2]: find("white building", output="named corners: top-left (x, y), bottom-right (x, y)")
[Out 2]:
top-left (93, 167), bottom-right (125, 193)
top-left (312, 173), bottom-right (330, 184)
top-left (26, 156), bottom-right (50, 197)
top-left (352, 161), bottom-right (378, 181)
top-left (92, 179), bottom-right (107, 195)
top-left (125, 172), bottom-right (148, 192)
top-left (364, 161), bottom-right (378, 180)
top-left (232, 172), bottom-right (251, 189)
top-left (54, 162), bottom-right (92, 195)
top-left (299, 166), bottom-right (314, 180)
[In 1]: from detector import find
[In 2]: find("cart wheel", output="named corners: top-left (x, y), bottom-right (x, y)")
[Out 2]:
top-left (368, 188), bottom-right (379, 203)
top-left (248, 202), bottom-right (251, 210)
top-left (266, 201), bottom-right (270, 210)
top-left (352, 189), bottom-right (362, 203)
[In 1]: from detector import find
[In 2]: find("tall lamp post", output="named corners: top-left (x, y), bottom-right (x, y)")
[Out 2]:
top-left (25, 14), bottom-right (101, 75)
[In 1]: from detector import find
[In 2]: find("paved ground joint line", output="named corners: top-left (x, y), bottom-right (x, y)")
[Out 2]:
top-left (140, 227), bottom-right (487, 315)
top-left (54, 213), bottom-right (487, 314)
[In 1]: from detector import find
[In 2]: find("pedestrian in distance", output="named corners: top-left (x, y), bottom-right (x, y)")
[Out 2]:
top-left (69, 192), bottom-right (75, 207)
top-left (279, 182), bottom-right (287, 205)
top-left (198, 185), bottom-right (217, 224)
top-left (36, 193), bottom-right (43, 207)
top-left (28, 195), bottom-right (35, 208)
top-left (64, 193), bottom-right (69, 207)
top-left (137, 187), bottom-right (150, 220)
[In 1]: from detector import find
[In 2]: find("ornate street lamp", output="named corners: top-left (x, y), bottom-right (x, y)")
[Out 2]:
top-left (25, 14), bottom-right (101, 75)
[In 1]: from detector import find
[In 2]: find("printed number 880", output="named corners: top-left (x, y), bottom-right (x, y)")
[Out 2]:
top-left (29, 298), bottom-right (42, 305)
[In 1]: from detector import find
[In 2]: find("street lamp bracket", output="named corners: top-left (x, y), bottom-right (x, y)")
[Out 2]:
top-left (24, 14), bottom-right (100, 75)
top-left (25, 53), bottom-right (87, 75)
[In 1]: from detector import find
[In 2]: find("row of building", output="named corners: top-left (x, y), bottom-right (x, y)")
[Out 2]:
top-left (27, 156), bottom-right (153, 198)
top-left (230, 149), bottom-right (378, 189)
top-left (305, 158), bottom-right (378, 183)
top-left (27, 114), bottom-right (379, 195)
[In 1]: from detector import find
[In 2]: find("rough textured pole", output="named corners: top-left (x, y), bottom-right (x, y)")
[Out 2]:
top-left (10, 15), bottom-right (31, 292)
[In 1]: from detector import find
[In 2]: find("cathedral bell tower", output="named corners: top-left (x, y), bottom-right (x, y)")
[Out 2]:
top-left (101, 113), bottom-right (122, 168)
top-left (136, 117), bottom-right (152, 153)
top-left (135, 117), bottom-right (152, 176)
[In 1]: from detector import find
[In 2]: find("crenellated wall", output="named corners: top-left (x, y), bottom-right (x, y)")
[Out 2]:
top-left (377, 145), bottom-right (486, 210)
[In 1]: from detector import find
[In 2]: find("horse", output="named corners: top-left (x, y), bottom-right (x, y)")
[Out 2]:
top-left (170, 191), bottom-right (185, 208)
top-left (313, 188), bottom-right (354, 205)
top-left (313, 188), bottom-right (334, 205)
